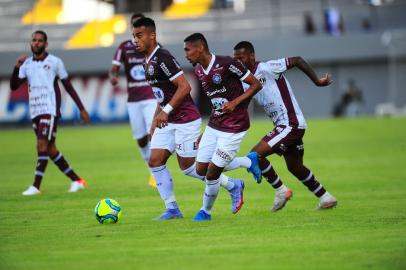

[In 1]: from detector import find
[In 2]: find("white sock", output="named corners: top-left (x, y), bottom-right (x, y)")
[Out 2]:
top-left (276, 184), bottom-right (288, 193)
top-left (139, 142), bottom-right (151, 163)
top-left (182, 163), bottom-right (234, 190)
top-left (224, 157), bottom-right (251, 171)
top-left (151, 165), bottom-right (178, 209)
top-left (202, 178), bottom-right (221, 214)
top-left (219, 174), bottom-right (235, 191)
top-left (181, 163), bottom-right (204, 181)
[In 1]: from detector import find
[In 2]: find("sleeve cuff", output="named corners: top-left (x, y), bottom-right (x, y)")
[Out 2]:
top-left (112, 60), bottom-right (122, 66)
top-left (169, 70), bottom-right (184, 81)
top-left (240, 70), bottom-right (250, 81)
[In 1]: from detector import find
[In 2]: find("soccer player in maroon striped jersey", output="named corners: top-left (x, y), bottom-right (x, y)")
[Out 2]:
top-left (10, 30), bottom-right (90, 195)
top-left (133, 18), bottom-right (245, 220)
top-left (226, 41), bottom-right (337, 210)
top-left (110, 13), bottom-right (157, 187)
top-left (184, 33), bottom-right (262, 221)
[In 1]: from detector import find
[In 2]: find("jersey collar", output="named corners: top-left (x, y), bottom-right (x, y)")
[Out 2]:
top-left (146, 44), bottom-right (160, 64)
top-left (202, 53), bottom-right (215, 75)
top-left (32, 52), bottom-right (48, 62)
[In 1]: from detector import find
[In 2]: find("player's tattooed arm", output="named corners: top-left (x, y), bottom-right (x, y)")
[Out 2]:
top-left (109, 65), bottom-right (120, 86)
top-left (223, 73), bottom-right (262, 113)
top-left (10, 56), bottom-right (28, 90)
top-left (288, 56), bottom-right (333, 87)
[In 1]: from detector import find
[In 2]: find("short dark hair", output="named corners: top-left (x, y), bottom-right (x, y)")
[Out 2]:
top-left (33, 30), bottom-right (47, 42)
top-left (234, 41), bottom-right (255, 54)
top-left (132, 17), bottom-right (155, 31)
top-left (184, 33), bottom-right (209, 50)
top-left (131, 13), bottom-right (144, 22)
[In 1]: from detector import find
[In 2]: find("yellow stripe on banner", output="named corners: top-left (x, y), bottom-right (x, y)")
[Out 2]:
top-left (65, 15), bottom-right (127, 49)
top-left (22, 0), bottom-right (62, 25)
top-left (164, 0), bottom-right (213, 19)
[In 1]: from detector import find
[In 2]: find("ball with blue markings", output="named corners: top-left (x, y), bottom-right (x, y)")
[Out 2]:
top-left (95, 198), bottom-right (122, 224)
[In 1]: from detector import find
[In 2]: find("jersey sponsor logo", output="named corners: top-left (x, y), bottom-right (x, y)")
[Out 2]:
top-left (160, 62), bottom-right (172, 77)
top-left (152, 87), bottom-right (165, 103)
top-left (128, 81), bottom-right (149, 88)
top-left (130, 65), bottom-right (146, 81)
top-left (211, 97), bottom-right (228, 115)
top-left (148, 65), bottom-right (154, 76)
top-left (206, 86), bottom-right (226, 97)
top-left (128, 57), bottom-right (144, 64)
top-left (229, 64), bottom-right (243, 77)
top-left (264, 103), bottom-right (277, 118)
top-left (212, 73), bottom-right (222, 84)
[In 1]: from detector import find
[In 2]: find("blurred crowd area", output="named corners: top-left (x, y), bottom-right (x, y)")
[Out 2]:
top-left (0, 0), bottom-right (405, 124)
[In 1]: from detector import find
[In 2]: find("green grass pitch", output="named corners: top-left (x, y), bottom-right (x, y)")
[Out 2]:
top-left (0, 118), bottom-right (405, 270)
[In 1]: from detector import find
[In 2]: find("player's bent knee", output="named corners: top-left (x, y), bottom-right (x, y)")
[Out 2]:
top-left (148, 156), bottom-right (166, 168)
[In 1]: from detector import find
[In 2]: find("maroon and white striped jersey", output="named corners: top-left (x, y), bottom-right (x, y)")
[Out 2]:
top-left (244, 58), bottom-right (307, 129)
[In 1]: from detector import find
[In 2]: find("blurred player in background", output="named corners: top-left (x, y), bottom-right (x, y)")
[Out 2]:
top-left (226, 41), bottom-right (337, 210)
top-left (183, 33), bottom-right (262, 221)
top-left (10, 30), bottom-right (90, 196)
top-left (110, 13), bottom-right (157, 188)
top-left (134, 18), bottom-right (244, 220)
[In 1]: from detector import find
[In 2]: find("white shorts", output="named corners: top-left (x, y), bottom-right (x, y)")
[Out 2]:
top-left (150, 118), bottom-right (202, 157)
top-left (196, 126), bottom-right (247, 168)
top-left (127, 99), bottom-right (157, 140)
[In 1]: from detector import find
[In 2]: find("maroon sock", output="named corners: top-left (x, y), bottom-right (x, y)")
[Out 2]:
top-left (51, 152), bottom-right (80, 181)
top-left (259, 158), bottom-right (283, 189)
top-left (300, 170), bottom-right (326, 198)
top-left (33, 152), bottom-right (49, 189)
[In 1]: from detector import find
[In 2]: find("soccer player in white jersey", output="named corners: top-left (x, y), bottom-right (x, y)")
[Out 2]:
top-left (110, 13), bottom-right (157, 187)
top-left (133, 18), bottom-right (245, 220)
top-left (10, 30), bottom-right (90, 195)
top-left (225, 41), bottom-right (337, 210)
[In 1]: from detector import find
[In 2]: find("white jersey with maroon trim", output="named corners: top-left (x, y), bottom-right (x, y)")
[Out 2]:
top-left (243, 58), bottom-right (307, 129)
top-left (18, 54), bottom-right (67, 119)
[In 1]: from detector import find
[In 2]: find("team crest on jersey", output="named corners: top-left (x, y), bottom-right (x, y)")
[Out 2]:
top-left (212, 73), bottom-right (222, 84)
top-left (148, 65), bottom-right (154, 75)
top-left (43, 64), bottom-right (50, 70)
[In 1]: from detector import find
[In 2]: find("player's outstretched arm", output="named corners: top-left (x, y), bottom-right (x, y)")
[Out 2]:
top-left (10, 55), bottom-right (27, 90)
top-left (154, 74), bottom-right (191, 129)
top-left (288, 56), bottom-right (333, 87)
top-left (222, 73), bottom-right (262, 113)
top-left (61, 78), bottom-right (90, 124)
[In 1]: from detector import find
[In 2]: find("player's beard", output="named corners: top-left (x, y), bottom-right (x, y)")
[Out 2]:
top-left (31, 45), bottom-right (45, 56)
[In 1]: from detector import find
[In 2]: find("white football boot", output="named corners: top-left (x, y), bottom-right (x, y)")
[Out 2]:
top-left (317, 192), bottom-right (337, 209)
top-left (271, 186), bottom-right (293, 211)
top-left (22, 185), bottom-right (41, 196)
top-left (68, 178), bottom-right (87, 193)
